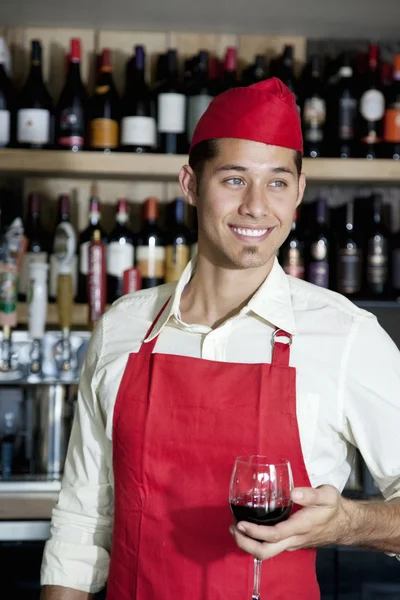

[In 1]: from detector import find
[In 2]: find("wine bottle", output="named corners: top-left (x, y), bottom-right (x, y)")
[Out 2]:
top-left (391, 226), bottom-right (400, 299)
top-left (89, 49), bottom-right (120, 152)
top-left (19, 193), bottom-right (51, 300)
top-left (336, 201), bottom-right (363, 297)
top-left (16, 40), bottom-right (53, 149)
top-left (305, 198), bottom-right (331, 288)
top-left (215, 47), bottom-right (237, 95)
top-left (358, 44), bottom-right (385, 159)
top-left (301, 55), bottom-right (326, 158)
top-left (165, 198), bottom-right (191, 283)
top-left (49, 194), bottom-right (77, 300)
top-left (88, 230), bottom-right (107, 330)
top-left (383, 54), bottom-right (400, 161)
top-left (55, 38), bottom-right (88, 151)
top-left (364, 194), bottom-right (390, 298)
top-left (241, 54), bottom-right (267, 86)
top-left (136, 197), bottom-right (165, 289)
top-left (0, 38), bottom-right (13, 148)
top-left (186, 51), bottom-right (213, 145)
top-left (274, 45), bottom-right (299, 110)
top-left (120, 45), bottom-right (157, 153)
top-left (329, 52), bottom-right (357, 159)
top-left (279, 210), bottom-right (304, 278)
top-left (156, 49), bottom-right (187, 155)
top-left (77, 184), bottom-right (106, 303)
top-left (107, 198), bottom-right (135, 303)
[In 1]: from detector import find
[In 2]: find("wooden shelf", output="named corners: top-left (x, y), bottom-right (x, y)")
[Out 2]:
top-left (0, 149), bottom-right (399, 183)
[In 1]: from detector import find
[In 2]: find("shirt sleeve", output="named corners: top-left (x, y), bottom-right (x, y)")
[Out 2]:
top-left (342, 312), bottom-right (400, 502)
top-left (41, 317), bottom-right (114, 594)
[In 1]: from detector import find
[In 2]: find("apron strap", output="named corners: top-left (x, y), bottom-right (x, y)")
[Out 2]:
top-left (272, 329), bottom-right (292, 367)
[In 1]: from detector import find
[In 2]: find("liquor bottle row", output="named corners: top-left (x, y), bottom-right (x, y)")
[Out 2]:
top-left (279, 194), bottom-right (400, 300)
top-left (0, 37), bottom-right (399, 158)
top-left (20, 189), bottom-right (197, 305)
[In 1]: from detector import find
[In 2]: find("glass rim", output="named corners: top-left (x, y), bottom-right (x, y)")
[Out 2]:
top-left (234, 455), bottom-right (291, 467)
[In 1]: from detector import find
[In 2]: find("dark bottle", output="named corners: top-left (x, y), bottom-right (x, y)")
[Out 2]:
top-left (165, 198), bottom-right (191, 283)
top-left (279, 209), bottom-right (304, 279)
top-left (358, 44), bottom-right (385, 159)
top-left (241, 54), bottom-right (267, 86)
top-left (120, 45), bottom-right (157, 153)
top-left (77, 184), bottom-right (106, 303)
top-left (306, 197), bottom-right (331, 288)
top-left (301, 55), bottom-right (326, 158)
top-left (19, 192), bottom-right (51, 300)
top-left (156, 49), bottom-right (186, 155)
top-left (0, 38), bottom-right (14, 148)
top-left (383, 54), bottom-right (400, 160)
top-left (391, 227), bottom-right (400, 299)
top-left (214, 47), bottom-right (237, 95)
top-left (136, 197), bottom-right (165, 289)
top-left (336, 201), bottom-right (363, 297)
top-left (186, 51), bottom-right (213, 145)
top-left (274, 45), bottom-right (299, 110)
top-left (364, 194), bottom-right (390, 298)
top-left (49, 194), bottom-right (77, 301)
top-left (107, 199), bottom-right (135, 303)
top-left (89, 49), bottom-right (120, 152)
top-left (329, 52), bottom-right (357, 159)
top-left (55, 38), bottom-right (88, 151)
top-left (1, 412), bottom-right (17, 478)
top-left (16, 40), bottom-right (54, 149)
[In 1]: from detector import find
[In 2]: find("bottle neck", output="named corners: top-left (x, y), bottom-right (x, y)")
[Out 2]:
top-left (116, 212), bottom-right (128, 225)
top-left (58, 212), bottom-right (70, 223)
top-left (29, 63), bottom-right (44, 83)
top-left (89, 211), bottom-right (100, 226)
top-left (67, 60), bottom-right (83, 83)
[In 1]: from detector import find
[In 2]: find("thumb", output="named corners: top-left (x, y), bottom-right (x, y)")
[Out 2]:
top-left (291, 485), bottom-right (339, 508)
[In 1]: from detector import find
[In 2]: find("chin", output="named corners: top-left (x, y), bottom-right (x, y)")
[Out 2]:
top-left (227, 248), bottom-right (273, 270)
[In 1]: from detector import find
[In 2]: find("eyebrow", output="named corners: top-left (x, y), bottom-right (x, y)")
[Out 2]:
top-left (215, 164), bottom-right (295, 176)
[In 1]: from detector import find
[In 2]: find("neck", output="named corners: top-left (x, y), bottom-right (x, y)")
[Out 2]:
top-left (180, 252), bottom-right (275, 329)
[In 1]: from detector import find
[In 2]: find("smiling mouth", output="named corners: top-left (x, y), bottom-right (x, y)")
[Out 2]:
top-left (229, 225), bottom-right (275, 242)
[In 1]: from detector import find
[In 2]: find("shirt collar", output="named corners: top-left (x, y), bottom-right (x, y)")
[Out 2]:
top-left (144, 255), bottom-right (296, 342)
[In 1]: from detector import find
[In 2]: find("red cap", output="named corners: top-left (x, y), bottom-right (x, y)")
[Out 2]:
top-left (190, 77), bottom-right (303, 154)
top-left (224, 47), bottom-right (237, 71)
top-left (70, 38), bottom-right (81, 62)
top-left (100, 48), bottom-right (112, 69)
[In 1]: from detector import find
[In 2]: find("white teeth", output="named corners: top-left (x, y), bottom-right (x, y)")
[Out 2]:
top-left (231, 227), bottom-right (269, 237)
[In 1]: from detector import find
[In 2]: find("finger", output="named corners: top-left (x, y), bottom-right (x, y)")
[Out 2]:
top-left (229, 525), bottom-right (291, 560)
top-left (291, 485), bottom-right (339, 508)
top-left (236, 510), bottom-right (312, 543)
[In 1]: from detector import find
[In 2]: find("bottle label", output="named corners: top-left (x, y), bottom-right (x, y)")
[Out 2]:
top-left (17, 108), bottom-right (50, 144)
top-left (57, 107), bottom-right (85, 147)
top-left (337, 249), bottom-right (362, 294)
top-left (187, 95), bottom-right (213, 142)
top-left (121, 116), bottom-right (156, 147)
top-left (19, 251), bottom-right (48, 295)
top-left (136, 246), bottom-right (166, 279)
top-left (158, 93), bottom-right (186, 133)
top-left (165, 244), bottom-right (190, 283)
top-left (88, 243), bottom-right (106, 323)
top-left (308, 261), bottom-right (329, 288)
top-left (0, 109), bottom-right (10, 145)
top-left (383, 107), bottom-right (400, 143)
top-left (107, 242), bottom-right (135, 278)
top-left (90, 118), bottom-right (119, 149)
top-left (303, 98), bottom-right (326, 142)
top-left (282, 249), bottom-right (304, 279)
top-left (360, 89), bottom-right (385, 122)
top-left (392, 248), bottom-right (400, 290)
top-left (0, 267), bottom-right (18, 313)
top-left (49, 253), bottom-right (78, 298)
top-left (310, 240), bottom-right (328, 261)
top-left (367, 237), bottom-right (388, 285)
top-left (79, 240), bottom-right (90, 276)
top-left (339, 97), bottom-right (357, 140)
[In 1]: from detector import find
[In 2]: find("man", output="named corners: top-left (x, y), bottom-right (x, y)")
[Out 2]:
top-left (41, 78), bottom-right (400, 599)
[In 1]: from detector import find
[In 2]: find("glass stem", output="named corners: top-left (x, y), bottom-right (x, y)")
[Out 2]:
top-left (252, 557), bottom-right (262, 599)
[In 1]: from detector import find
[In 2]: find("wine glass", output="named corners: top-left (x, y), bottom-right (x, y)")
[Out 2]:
top-left (229, 456), bottom-right (294, 600)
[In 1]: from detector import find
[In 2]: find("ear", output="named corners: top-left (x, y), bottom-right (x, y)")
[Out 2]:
top-left (179, 165), bottom-right (199, 207)
top-left (296, 172), bottom-right (306, 208)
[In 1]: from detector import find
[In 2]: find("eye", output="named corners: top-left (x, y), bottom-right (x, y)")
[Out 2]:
top-left (224, 177), bottom-right (244, 186)
top-left (269, 180), bottom-right (287, 188)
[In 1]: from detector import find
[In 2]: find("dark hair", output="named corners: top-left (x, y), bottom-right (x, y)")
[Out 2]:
top-left (188, 139), bottom-right (303, 191)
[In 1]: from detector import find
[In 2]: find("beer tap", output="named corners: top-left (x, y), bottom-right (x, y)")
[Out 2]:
top-left (27, 262), bottom-right (49, 378)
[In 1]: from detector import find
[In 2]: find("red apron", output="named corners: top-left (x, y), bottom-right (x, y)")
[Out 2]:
top-left (106, 301), bottom-right (320, 600)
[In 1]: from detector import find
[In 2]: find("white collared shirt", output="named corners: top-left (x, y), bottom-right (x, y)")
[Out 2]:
top-left (41, 257), bottom-right (400, 594)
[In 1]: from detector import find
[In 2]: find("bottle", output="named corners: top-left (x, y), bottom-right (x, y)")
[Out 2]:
top-left (186, 51), bottom-right (213, 145)
top-left (55, 38), bottom-right (88, 151)
top-left (49, 194), bottom-right (77, 301)
top-left (136, 197), bottom-right (165, 289)
top-left (215, 47), bottom-right (237, 94)
top-left (241, 54), bottom-right (267, 86)
top-left (88, 230), bottom-right (107, 330)
top-left (0, 38), bottom-right (13, 148)
top-left (107, 199), bottom-right (135, 303)
top-left (329, 52), bottom-right (357, 159)
top-left (77, 184), bottom-right (106, 303)
top-left (358, 44), bottom-right (385, 159)
top-left (120, 45), bottom-right (157, 153)
top-left (305, 198), bottom-right (331, 288)
top-left (364, 194), bottom-right (390, 298)
top-left (391, 226), bottom-right (400, 299)
top-left (165, 198), bottom-right (191, 283)
top-left (383, 54), bottom-right (400, 160)
top-left (279, 209), bottom-right (304, 278)
top-left (89, 49), bottom-right (120, 152)
top-left (301, 55), bottom-right (326, 158)
top-left (156, 49), bottom-right (187, 154)
top-left (1, 412), bottom-right (16, 478)
top-left (274, 45), bottom-right (299, 109)
top-left (19, 193), bottom-right (51, 300)
top-left (336, 201), bottom-right (363, 297)
top-left (16, 39), bottom-right (53, 149)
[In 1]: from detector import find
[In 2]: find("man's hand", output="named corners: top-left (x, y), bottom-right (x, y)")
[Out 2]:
top-left (230, 485), bottom-right (350, 561)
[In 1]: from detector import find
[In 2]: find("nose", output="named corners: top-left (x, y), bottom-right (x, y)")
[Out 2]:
top-left (238, 182), bottom-right (270, 219)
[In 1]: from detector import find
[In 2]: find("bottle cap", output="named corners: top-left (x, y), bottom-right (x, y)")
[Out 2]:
top-left (393, 54), bottom-right (400, 77)
top-left (28, 192), bottom-right (41, 214)
top-left (58, 194), bottom-right (70, 216)
top-left (100, 48), bottom-right (112, 70)
top-left (135, 45), bottom-right (145, 70)
top-left (224, 47), bottom-right (237, 71)
top-left (70, 38), bottom-right (81, 62)
top-left (143, 197), bottom-right (159, 221)
top-left (117, 198), bottom-right (129, 213)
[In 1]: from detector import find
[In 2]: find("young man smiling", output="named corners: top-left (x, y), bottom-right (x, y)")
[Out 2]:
top-left (41, 78), bottom-right (400, 600)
